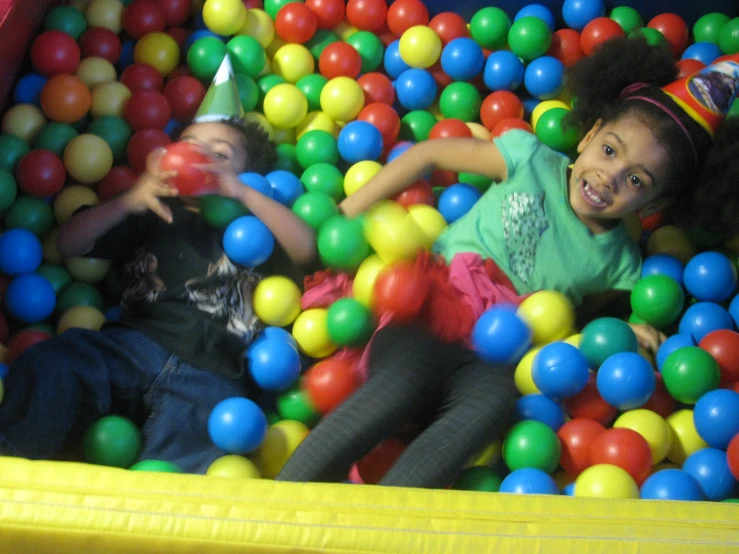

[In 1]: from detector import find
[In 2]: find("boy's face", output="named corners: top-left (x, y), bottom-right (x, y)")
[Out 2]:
top-left (179, 122), bottom-right (248, 174)
top-left (569, 115), bottom-right (672, 233)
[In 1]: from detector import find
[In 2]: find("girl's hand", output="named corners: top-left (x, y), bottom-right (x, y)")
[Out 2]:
top-left (121, 148), bottom-right (179, 223)
top-left (629, 323), bottom-right (666, 355)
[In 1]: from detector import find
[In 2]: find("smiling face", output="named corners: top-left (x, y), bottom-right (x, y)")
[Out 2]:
top-left (179, 121), bottom-right (249, 173)
top-left (569, 114), bottom-right (673, 234)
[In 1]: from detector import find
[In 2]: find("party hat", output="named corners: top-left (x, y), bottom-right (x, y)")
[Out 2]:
top-left (193, 54), bottom-right (244, 123)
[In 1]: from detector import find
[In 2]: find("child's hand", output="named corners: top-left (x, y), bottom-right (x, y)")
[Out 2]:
top-left (121, 148), bottom-right (179, 223)
top-left (195, 156), bottom-right (245, 200)
top-left (628, 323), bottom-right (666, 355)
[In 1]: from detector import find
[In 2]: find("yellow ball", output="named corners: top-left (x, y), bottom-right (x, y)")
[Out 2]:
top-left (65, 257), bottom-right (112, 284)
top-left (466, 122), bottom-right (491, 141)
top-left (398, 25), bottom-right (442, 69)
top-left (239, 9), bottom-right (274, 48)
top-left (563, 333), bottom-right (581, 348)
top-left (320, 77), bottom-right (364, 123)
top-left (292, 308), bottom-right (336, 358)
top-left (531, 100), bottom-right (570, 132)
top-left (272, 126), bottom-right (295, 145)
top-left (334, 20), bottom-right (360, 41)
top-left (263, 84), bottom-right (308, 129)
top-left (516, 290), bottom-right (575, 345)
top-left (363, 200), bottom-right (427, 264)
top-left (43, 229), bottom-right (64, 264)
top-left (265, 37), bottom-right (287, 60)
top-left (64, 134), bottom-right (113, 184)
top-left (272, 44), bottom-right (315, 84)
top-left (650, 461), bottom-right (680, 475)
top-left (295, 111), bottom-right (337, 139)
top-left (58, 306), bottom-right (106, 334)
top-left (465, 440), bottom-right (501, 468)
top-left (134, 32), bottom-right (180, 76)
top-left (90, 82), bottom-right (131, 118)
top-left (352, 254), bottom-right (386, 308)
top-left (666, 409), bottom-right (708, 465)
top-left (574, 464), bottom-right (639, 499)
top-left (85, 0), bottom-right (124, 33)
top-left (207, 455), bottom-right (261, 478)
top-left (514, 347), bottom-right (542, 395)
top-left (614, 409), bottom-right (672, 464)
top-left (407, 204), bottom-right (448, 248)
top-left (243, 112), bottom-right (275, 140)
top-left (76, 57), bottom-right (117, 89)
top-left (203, 0), bottom-right (247, 36)
top-left (250, 420), bottom-right (310, 478)
top-left (257, 57), bottom-right (273, 78)
top-left (428, 101), bottom-right (445, 121)
top-left (253, 276), bottom-right (302, 327)
top-left (344, 160), bottom-right (382, 196)
top-left (53, 185), bottom-right (99, 225)
top-left (2, 104), bottom-right (46, 143)
top-left (645, 225), bottom-right (696, 264)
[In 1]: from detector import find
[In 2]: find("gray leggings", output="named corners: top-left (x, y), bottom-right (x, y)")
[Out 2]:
top-left (276, 323), bottom-right (517, 489)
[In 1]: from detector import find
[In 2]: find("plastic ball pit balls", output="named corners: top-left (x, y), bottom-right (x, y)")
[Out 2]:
top-left (275, 387), bottom-right (320, 426)
top-left (531, 341), bottom-right (589, 401)
top-left (0, 229), bottom-right (43, 276)
top-left (223, 216), bottom-right (275, 267)
top-left (437, 184), bottom-right (482, 224)
top-left (661, 347), bottom-right (720, 405)
top-left (656, 333), bottom-right (695, 371)
top-left (729, 434), bottom-right (739, 480)
top-left (516, 290), bottom-right (574, 345)
top-left (693, 389), bottom-right (739, 449)
top-left (326, 298), bottom-right (375, 348)
top-left (682, 447), bottom-right (737, 501)
top-left (440, 37), bottom-right (484, 81)
top-left (514, 394), bottom-right (565, 431)
top-left (133, 32), bottom-right (180, 77)
top-left (499, 468), bottom-right (559, 495)
top-left (508, 16), bottom-right (552, 61)
top-left (253, 276), bottom-right (301, 327)
top-left (574, 464), bottom-right (639, 499)
top-left (159, 142), bottom-right (217, 196)
top-left (207, 455), bottom-right (261, 478)
top-left (252, 420), bottom-right (311, 479)
top-left (503, 419), bottom-right (561, 473)
top-left (683, 251), bottom-right (737, 303)
top-left (83, 415), bottom-right (142, 468)
top-left (130, 460), bottom-right (182, 472)
top-left (31, 31), bottom-right (82, 77)
top-left (596, 352), bottom-right (655, 411)
top-left (641, 254), bottom-right (684, 286)
top-left (630, 274), bottom-right (684, 327)
top-left (589, 428), bottom-right (652, 485)
top-left (337, 121), bottom-right (383, 163)
top-left (247, 338), bottom-right (301, 392)
top-left (454, 466), bottom-right (503, 492)
top-left (317, 215), bottom-right (370, 272)
top-left (679, 302), bottom-right (735, 343)
top-left (304, 357), bottom-right (359, 414)
top-left (523, 56), bottom-right (564, 100)
top-left (5, 274), bottom-right (56, 324)
top-left (292, 191), bottom-right (337, 231)
top-left (640, 469), bottom-right (705, 501)
top-left (292, 308), bottom-right (336, 358)
top-left (535, 107), bottom-right (579, 152)
top-left (562, 0), bottom-right (606, 32)
top-left (472, 306), bottom-right (532, 366)
top-left (2, 104), bottom-right (47, 144)
top-left (483, 50), bottom-right (525, 92)
top-left (699, 329), bottom-right (739, 384)
top-left (682, 42), bottom-right (723, 65)
top-left (557, 418), bottom-right (606, 477)
top-left (580, 17), bottom-right (625, 56)
top-left (63, 134), bottom-right (114, 184)
top-left (578, 317), bottom-right (638, 369)
top-left (208, 397), bottom-right (267, 454)
top-left (202, 0), bottom-right (247, 36)
top-left (665, 409), bottom-right (708, 465)
top-left (613, 409), bottom-right (672, 464)
top-left (395, 68), bottom-right (437, 111)
top-left (40, 75), bottom-right (91, 124)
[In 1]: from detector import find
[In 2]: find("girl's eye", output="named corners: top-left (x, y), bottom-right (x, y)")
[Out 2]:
top-left (629, 174), bottom-right (643, 188)
top-left (603, 145), bottom-right (615, 156)
top-left (213, 152), bottom-right (228, 160)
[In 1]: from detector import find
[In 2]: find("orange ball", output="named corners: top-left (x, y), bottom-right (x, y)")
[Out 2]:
top-left (41, 74), bottom-right (92, 123)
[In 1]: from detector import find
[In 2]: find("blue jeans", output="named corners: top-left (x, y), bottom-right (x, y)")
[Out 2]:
top-left (0, 325), bottom-right (250, 473)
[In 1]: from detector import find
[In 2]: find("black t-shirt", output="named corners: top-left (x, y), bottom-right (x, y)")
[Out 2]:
top-left (86, 198), bottom-right (305, 378)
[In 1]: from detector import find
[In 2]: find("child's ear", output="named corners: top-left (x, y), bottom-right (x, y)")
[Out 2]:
top-left (577, 119), bottom-right (603, 154)
top-left (638, 197), bottom-right (673, 218)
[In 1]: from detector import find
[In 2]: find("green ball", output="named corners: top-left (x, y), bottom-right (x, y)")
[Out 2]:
top-left (661, 346), bottom-right (720, 404)
top-left (27, 323), bottom-right (56, 336)
top-left (276, 387), bottom-right (320, 427)
top-left (630, 274), bottom-right (685, 327)
top-left (87, 116), bottom-right (132, 161)
top-left (234, 73), bottom-right (260, 112)
top-left (187, 37), bottom-right (227, 82)
top-left (306, 29), bottom-right (339, 59)
top-left (83, 415), bottom-right (142, 468)
top-left (535, 107), bottom-right (579, 152)
top-left (227, 35), bottom-right (266, 78)
top-left (0, 169), bottom-right (18, 213)
top-left (264, 0), bottom-right (301, 20)
top-left (326, 298), bottom-right (375, 347)
top-left (257, 74), bottom-right (287, 111)
top-left (296, 74), bottom-right (328, 112)
top-left (33, 123), bottom-right (78, 157)
top-left (296, 129), bottom-right (338, 168)
top-left (275, 143), bottom-right (301, 174)
top-left (317, 215), bottom-right (371, 271)
top-left (719, 17), bottom-right (739, 55)
top-left (727, 99), bottom-right (739, 118)
top-left (5, 196), bottom-right (54, 236)
top-left (503, 420), bottom-right (561, 473)
top-left (579, 317), bottom-right (638, 369)
top-left (508, 16), bottom-right (552, 61)
top-left (609, 6), bottom-right (644, 35)
top-left (722, 498), bottom-right (739, 503)
top-left (629, 27), bottom-right (667, 47)
top-left (458, 172), bottom-right (492, 193)
top-left (130, 460), bottom-right (182, 473)
top-left (265, 410), bottom-right (283, 425)
top-left (0, 134), bottom-right (30, 172)
top-left (399, 110), bottom-right (437, 142)
top-left (345, 31), bottom-right (385, 73)
top-left (628, 313), bottom-right (647, 325)
top-left (470, 6), bottom-right (511, 50)
top-left (292, 191), bottom-right (338, 231)
top-left (37, 264), bottom-right (72, 294)
top-left (300, 162), bottom-right (344, 200)
top-left (199, 194), bottom-right (249, 228)
top-left (439, 82), bottom-right (482, 122)
top-left (57, 282), bottom-right (105, 313)
top-left (453, 466), bottom-right (502, 492)
top-left (693, 13), bottom-right (730, 45)
top-left (43, 6), bottom-right (87, 40)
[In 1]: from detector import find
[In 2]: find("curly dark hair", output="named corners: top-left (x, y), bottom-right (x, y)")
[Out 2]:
top-left (221, 116), bottom-right (278, 175)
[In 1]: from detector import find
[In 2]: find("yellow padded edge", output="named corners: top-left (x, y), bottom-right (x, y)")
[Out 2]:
top-left (0, 457), bottom-right (737, 553)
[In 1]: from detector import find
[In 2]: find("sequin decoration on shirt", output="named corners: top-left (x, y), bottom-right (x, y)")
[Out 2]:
top-left (502, 192), bottom-right (549, 284)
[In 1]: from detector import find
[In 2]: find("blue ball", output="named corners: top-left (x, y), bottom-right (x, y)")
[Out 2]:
top-left (532, 342), bottom-right (590, 400)
top-left (523, 56), bottom-right (565, 100)
top-left (731, 294), bottom-right (739, 328)
top-left (5, 274), bottom-right (56, 324)
top-left (104, 305), bottom-right (122, 322)
top-left (683, 251), bottom-right (737, 303)
top-left (208, 397), bottom-right (267, 454)
top-left (682, 447), bottom-right (737, 501)
top-left (596, 352), bottom-right (656, 410)
top-left (337, 121), bottom-right (384, 163)
top-left (0, 229), bottom-right (43, 276)
top-left (693, 389), bottom-right (739, 449)
top-left (440, 38), bottom-right (485, 81)
top-left (521, 94), bottom-right (540, 120)
top-left (681, 42), bottom-right (723, 65)
top-left (499, 468), bottom-right (559, 494)
top-left (252, 326), bottom-right (298, 350)
top-left (679, 302), bottom-right (735, 343)
top-left (514, 394), bottom-right (565, 431)
top-left (223, 215), bottom-right (275, 266)
top-left (437, 183), bottom-right (482, 223)
top-left (0, 363), bottom-right (8, 381)
top-left (483, 50), bottom-right (525, 91)
top-left (395, 68), bottom-right (437, 111)
top-left (387, 141), bottom-right (414, 162)
top-left (642, 254), bottom-right (684, 286)
top-left (238, 172), bottom-right (275, 198)
top-left (247, 338), bottom-right (302, 392)
top-left (562, 0), bottom-right (605, 31)
top-left (183, 29), bottom-right (224, 54)
top-left (472, 305), bottom-right (532, 365)
top-left (13, 74), bottom-right (47, 106)
top-left (384, 40), bottom-right (411, 79)
top-left (562, 482), bottom-right (575, 496)
top-left (640, 469), bottom-right (705, 501)
top-left (164, 118), bottom-right (182, 138)
top-left (656, 333), bottom-right (695, 371)
top-left (266, 170), bottom-right (304, 206)
top-left (515, 4), bottom-right (556, 31)
top-left (118, 40), bottom-right (135, 71)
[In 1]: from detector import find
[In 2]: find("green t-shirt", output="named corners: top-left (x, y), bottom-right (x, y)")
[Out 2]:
top-left (432, 130), bottom-right (642, 305)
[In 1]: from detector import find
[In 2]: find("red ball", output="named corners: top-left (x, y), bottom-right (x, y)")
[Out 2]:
top-left (79, 27), bottom-right (122, 65)
top-left (480, 91), bottom-right (524, 132)
top-left (159, 0), bottom-right (191, 26)
top-left (305, 0), bottom-right (345, 30)
top-left (676, 58), bottom-right (705, 79)
top-left (699, 329), bottom-right (739, 385)
top-left (159, 142), bottom-right (218, 196)
top-left (491, 118), bottom-right (533, 138)
top-left (31, 31), bottom-right (81, 77)
top-left (319, 42), bottom-right (363, 79)
top-left (123, 0), bottom-right (167, 39)
top-left (127, 129), bottom-right (172, 174)
top-left (244, 0), bottom-right (263, 8)
top-left (166, 27), bottom-right (190, 46)
top-left (648, 13), bottom-right (689, 57)
top-left (124, 90), bottom-right (172, 131)
top-left (428, 62), bottom-right (454, 89)
top-left (392, 179), bottom-right (434, 208)
top-left (640, 211), bottom-right (664, 232)
top-left (304, 357), bottom-right (359, 414)
top-left (728, 433), bottom-right (739, 480)
top-left (164, 76), bottom-right (206, 121)
top-left (429, 12), bottom-right (469, 45)
top-left (386, 0), bottom-right (429, 37)
top-left (98, 166), bottom-right (138, 201)
top-left (373, 261), bottom-right (429, 322)
top-left (7, 330), bottom-right (52, 365)
top-left (557, 418), bottom-right (606, 477)
top-left (16, 150), bottom-right (67, 198)
top-left (564, 373), bottom-right (618, 425)
top-left (430, 169), bottom-right (457, 187)
top-left (358, 102), bottom-right (400, 145)
top-left (590, 427), bottom-right (653, 485)
top-left (356, 438), bottom-right (407, 484)
top-left (580, 17), bottom-right (625, 57)
top-left (120, 63), bottom-right (165, 92)
top-left (358, 72), bottom-right (395, 105)
top-left (547, 29), bottom-right (584, 67)
top-left (641, 372), bottom-right (676, 418)
top-left (376, 24), bottom-right (397, 47)
top-left (346, 0), bottom-right (388, 32)
top-left (167, 66), bottom-right (192, 81)
top-left (428, 118), bottom-right (472, 140)
top-left (275, 3), bottom-right (318, 44)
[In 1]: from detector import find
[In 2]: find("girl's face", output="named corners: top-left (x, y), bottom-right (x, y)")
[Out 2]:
top-left (569, 115), bottom-right (672, 234)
